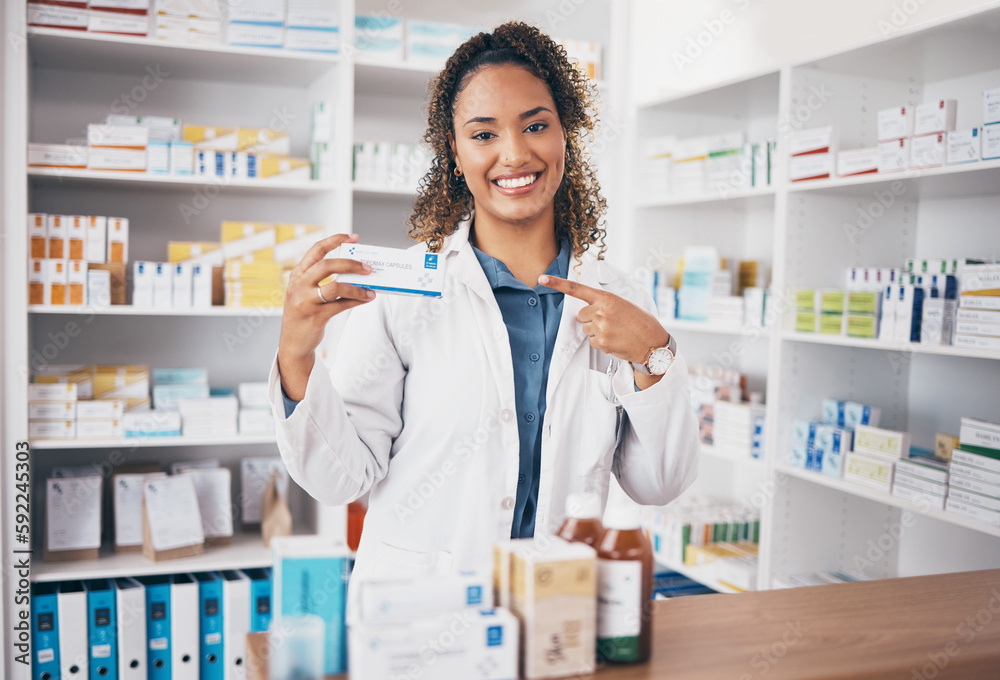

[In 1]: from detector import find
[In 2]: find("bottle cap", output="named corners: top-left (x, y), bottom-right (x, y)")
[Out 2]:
top-left (565, 492), bottom-right (601, 520)
top-left (602, 500), bottom-right (641, 530)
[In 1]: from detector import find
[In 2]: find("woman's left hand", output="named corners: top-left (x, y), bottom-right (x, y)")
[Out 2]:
top-left (539, 274), bottom-right (670, 365)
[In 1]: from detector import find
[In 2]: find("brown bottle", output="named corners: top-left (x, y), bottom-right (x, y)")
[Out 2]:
top-left (557, 492), bottom-right (605, 548)
top-left (595, 501), bottom-right (653, 664)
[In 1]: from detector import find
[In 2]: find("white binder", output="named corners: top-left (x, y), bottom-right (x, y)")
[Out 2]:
top-left (170, 574), bottom-right (200, 680)
top-left (57, 581), bottom-right (90, 680)
top-left (114, 577), bottom-right (147, 680)
top-left (222, 571), bottom-right (251, 680)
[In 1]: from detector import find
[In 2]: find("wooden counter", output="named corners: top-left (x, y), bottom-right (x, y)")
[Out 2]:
top-left (602, 569), bottom-right (1000, 679)
top-left (321, 569), bottom-right (999, 680)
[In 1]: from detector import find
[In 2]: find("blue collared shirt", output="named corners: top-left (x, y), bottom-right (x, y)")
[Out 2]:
top-left (472, 240), bottom-right (570, 538)
top-left (283, 240), bottom-right (571, 539)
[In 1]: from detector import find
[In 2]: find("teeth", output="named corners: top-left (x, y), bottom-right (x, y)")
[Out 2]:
top-left (496, 173), bottom-right (538, 189)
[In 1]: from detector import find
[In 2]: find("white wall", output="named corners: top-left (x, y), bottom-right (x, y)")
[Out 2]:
top-left (631, 0), bottom-right (998, 102)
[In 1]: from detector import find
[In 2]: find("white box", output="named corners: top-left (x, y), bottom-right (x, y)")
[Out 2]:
top-left (238, 409), bottom-right (274, 434)
top-left (108, 217), bottom-right (129, 263)
top-left (76, 419), bottom-right (125, 439)
top-left (237, 382), bottom-right (270, 409)
top-left (336, 243), bottom-right (445, 297)
top-left (27, 4), bottom-right (89, 30)
top-left (192, 264), bottom-right (214, 307)
top-left (356, 572), bottom-right (491, 625)
top-left (789, 152), bottom-right (833, 181)
top-left (47, 215), bottom-right (68, 260)
top-left (28, 259), bottom-right (46, 305)
top-left (788, 126), bottom-right (834, 156)
top-left (877, 106), bottom-right (914, 142)
top-left (27, 143), bottom-right (88, 169)
top-left (147, 140), bottom-right (170, 174)
top-left (77, 400), bottom-right (126, 420)
top-left (88, 148), bottom-right (147, 172)
top-left (983, 124), bottom-right (1000, 161)
top-left (132, 261), bottom-right (156, 307)
top-left (29, 383), bottom-right (78, 402)
top-left (152, 262), bottom-right (173, 307)
top-left (854, 424), bottom-right (911, 459)
top-left (172, 263), bottom-right (193, 307)
top-left (354, 15), bottom-right (404, 61)
top-left (189, 17), bottom-right (221, 35)
top-left (837, 147), bottom-right (878, 177)
top-left (946, 128), bottom-right (981, 165)
top-left (170, 141), bottom-right (195, 175)
top-left (227, 22), bottom-right (284, 47)
top-left (88, 269), bottom-right (112, 307)
top-left (67, 260), bottom-right (87, 306)
top-left (985, 87), bottom-right (1000, 127)
top-left (914, 99), bottom-right (957, 136)
top-left (66, 216), bottom-right (87, 261)
top-left (89, 10), bottom-right (150, 35)
top-left (284, 26), bottom-right (340, 52)
top-left (85, 216), bottom-right (108, 262)
top-left (878, 138), bottom-right (910, 173)
top-left (29, 402), bottom-right (76, 421)
top-left (288, 0), bottom-right (338, 28)
top-left (30, 420), bottom-right (77, 439)
top-left (910, 133), bottom-right (945, 168)
top-left (45, 259), bottom-right (69, 305)
top-left (228, 0), bottom-right (285, 24)
top-left (87, 124), bottom-right (149, 149)
top-left (349, 608), bottom-right (518, 680)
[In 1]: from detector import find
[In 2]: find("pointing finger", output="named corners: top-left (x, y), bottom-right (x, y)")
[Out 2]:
top-left (538, 275), bottom-right (602, 304)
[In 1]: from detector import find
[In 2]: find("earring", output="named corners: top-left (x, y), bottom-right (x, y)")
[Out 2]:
top-left (454, 166), bottom-right (463, 177)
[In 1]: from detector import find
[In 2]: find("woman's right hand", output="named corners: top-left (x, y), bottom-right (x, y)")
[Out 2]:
top-left (277, 233), bottom-right (374, 400)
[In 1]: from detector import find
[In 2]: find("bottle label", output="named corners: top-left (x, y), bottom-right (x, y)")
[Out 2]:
top-left (597, 558), bottom-right (641, 641)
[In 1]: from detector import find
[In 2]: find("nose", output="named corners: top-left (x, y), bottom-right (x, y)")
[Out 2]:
top-left (499, 131), bottom-right (530, 168)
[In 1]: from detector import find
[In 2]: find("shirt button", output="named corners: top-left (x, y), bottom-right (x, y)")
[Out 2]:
top-left (501, 496), bottom-right (515, 510)
top-left (518, 473), bottom-right (525, 484)
top-left (525, 412), bottom-right (536, 423)
top-left (529, 352), bottom-right (540, 362)
top-left (527, 297), bottom-right (538, 307)
top-left (501, 409), bottom-right (514, 422)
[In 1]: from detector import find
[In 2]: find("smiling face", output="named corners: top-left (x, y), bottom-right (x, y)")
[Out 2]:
top-left (450, 65), bottom-right (566, 229)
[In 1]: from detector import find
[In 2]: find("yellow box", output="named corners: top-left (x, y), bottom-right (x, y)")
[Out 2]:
top-left (93, 365), bottom-right (150, 399)
top-left (847, 314), bottom-right (878, 338)
top-left (796, 289), bottom-right (817, 310)
top-left (820, 289), bottom-right (847, 314)
top-left (276, 223), bottom-right (322, 243)
top-left (45, 260), bottom-right (68, 305)
top-left (795, 311), bottom-right (818, 333)
top-left (237, 128), bottom-right (291, 155)
top-left (33, 366), bottom-right (95, 399)
top-left (260, 155), bottom-right (311, 180)
top-left (224, 261), bottom-right (283, 280)
top-left (67, 260), bottom-right (87, 306)
top-left (819, 312), bottom-right (845, 335)
top-left (169, 241), bottom-right (221, 263)
top-left (935, 433), bottom-right (960, 462)
top-left (221, 221), bottom-right (276, 243)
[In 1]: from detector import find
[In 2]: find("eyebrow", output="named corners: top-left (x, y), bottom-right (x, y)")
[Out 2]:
top-left (463, 106), bottom-right (554, 127)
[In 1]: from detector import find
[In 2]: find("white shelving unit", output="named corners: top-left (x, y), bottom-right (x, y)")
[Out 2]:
top-left (623, 2), bottom-right (1000, 592)
top-left (2, 3), bottom-right (625, 678)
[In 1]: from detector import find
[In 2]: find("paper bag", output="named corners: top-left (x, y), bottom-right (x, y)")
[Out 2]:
top-left (261, 470), bottom-right (292, 548)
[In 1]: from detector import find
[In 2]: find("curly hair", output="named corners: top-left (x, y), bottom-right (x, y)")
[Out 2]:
top-left (408, 21), bottom-right (607, 260)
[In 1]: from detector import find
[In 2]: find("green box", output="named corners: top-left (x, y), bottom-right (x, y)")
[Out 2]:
top-left (796, 289), bottom-right (817, 310)
top-left (796, 311), bottom-right (818, 332)
top-left (820, 289), bottom-right (847, 313)
top-left (848, 291), bottom-right (880, 315)
top-left (847, 314), bottom-right (878, 338)
top-left (820, 312), bottom-right (845, 334)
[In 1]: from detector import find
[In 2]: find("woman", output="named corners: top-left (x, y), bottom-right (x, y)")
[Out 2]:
top-left (270, 22), bottom-right (698, 585)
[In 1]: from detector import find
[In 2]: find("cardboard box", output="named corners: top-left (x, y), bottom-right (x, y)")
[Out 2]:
top-left (27, 4), bottom-right (89, 30)
top-left (30, 377), bottom-right (83, 401)
top-left (984, 124), bottom-right (1000, 161)
top-left (985, 87), bottom-right (1000, 127)
top-left (44, 476), bottom-right (101, 563)
top-left (87, 123), bottom-right (149, 149)
top-left (183, 126), bottom-right (238, 151)
top-left (27, 143), bottom-right (87, 168)
top-left (29, 214), bottom-right (48, 259)
top-left (788, 126), bottom-right (834, 156)
top-left (47, 215), bottom-right (68, 259)
top-left (85, 216), bottom-right (108, 262)
top-left (877, 138), bottom-right (910, 173)
top-left (87, 263), bottom-right (127, 304)
top-left (910, 133), bottom-right (946, 168)
top-left (877, 106), bottom-right (913, 142)
top-left (789, 152), bottom-right (833, 181)
top-left (837, 147), bottom-right (878, 177)
top-left (67, 260), bottom-right (87, 305)
top-left (44, 259), bottom-right (68, 305)
top-left (946, 128), bottom-right (981, 165)
top-left (88, 148), bottom-right (147, 171)
top-left (88, 9), bottom-right (149, 36)
top-left (260, 156), bottom-right (311, 180)
top-left (28, 401), bottom-right (76, 421)
top-left (107, 217), bottom-right (129, 263)
top-left (914, 99), bottom-right (957, 136)
top-left (29, 259), bottom-right (45, 305)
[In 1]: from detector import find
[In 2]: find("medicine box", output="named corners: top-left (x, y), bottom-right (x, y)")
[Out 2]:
top-left (910, 133), bottom-right (945, 168)
top-left (87, 123), bottom-right (148, 149)
top-left (983, 124), bottom-right (1000, 161)
top-left (28, 401), bottom-right (76, 421)
top-left (30, 420), bottom-right (77, 439)
top-left (946, 128), bottom-right (981, 165)
top-left (349, 608), bottom-right (518, 680)
top-left (85, 216), bottom-right (107, 262)
top-left (227, 21), bottom-right (284, 47)
top-left (29, 383), bottom-right (78, 402)
top-left (877, 106), bottom-right (913, 142)
top-left (87, 148), bottom-right (147, 172)
top-left (877, 138), bottom-right (910, 173)
top-left (788, 126), bottom-right (835, 156)
top-left (29, 214), bottom-right (47, 259)
top-left (89, 9), bottom-right (149, 36)
top-left (914, 99), bottom-right (957, 136)
top-left (77, 400), bottom-right (126, 420)
top-left (356, 571), bottom-right (490, 625)
top-left (336, 243), bottom-right (445, 297)
top-left (28, 259), bottom-right (45, 305)
top-left (66, 216), bottom-right (86, 261)
top-left (67, 260), bottom-right (87, 306)
top-left (27, 143), bottom-right (88, 169)
top-left (985, 86), bottom-right (1000, 127)
top-left (844, 451), bottom-right (896, 490)
top-left (47, 215), bottom-right (68, 259)
top-left (354, 15), bottom-right (404, 62)
top-left (107, 217), bottom-right (129, 263)
top-left (509, 537), bottom-right (596, 679)
top-left (789, 152), bottom-right (833, 182)
top-left (853, 424), bottom-right (910, 459)
top-left (837, 147), bottom-right (878, 177)
top-left (44, 259), bottom-right (68, 305)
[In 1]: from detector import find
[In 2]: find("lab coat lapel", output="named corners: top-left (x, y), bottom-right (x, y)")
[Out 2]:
top-left (547, 256), bottom-right (600, 396)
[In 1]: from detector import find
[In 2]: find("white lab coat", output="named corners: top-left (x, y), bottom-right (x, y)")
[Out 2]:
top-left (268, 219), bottom-right (699, 591)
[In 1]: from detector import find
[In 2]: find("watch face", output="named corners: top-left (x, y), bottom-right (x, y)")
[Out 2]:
top-left (647, 348), bottom-right (673, 375)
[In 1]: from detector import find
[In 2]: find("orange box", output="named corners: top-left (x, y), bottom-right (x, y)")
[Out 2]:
top-left (67, 260), bottom-right (87, 305)
top-left (45, 260), bottom-right (68, 305)
top-left (47, 215), bottom-right (67, 259)
top-left (67, 215), bottom-right (86, 261)
top-left (29, 214), bottom-right (48, 259)
top-left (107, 217), bottom-right (129, 263)
top-left (28, 258), bottom-right (45, 305)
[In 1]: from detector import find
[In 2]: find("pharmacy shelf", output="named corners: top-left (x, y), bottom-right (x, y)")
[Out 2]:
top-left (653, 555), bottom-right (742, 594)
top-left (352, 182), bottom-right (418, 198)
top-left (663, 317), bottom-right (772, 338)
top-left (31, 532), bottom-right (275, 583)
top-left (26, 27), bottom-right (339, 87)
top-left (31, 433), bottom-right (276, 450)
top-left (786, 159), bottom-right (1000, 200)
top-left (777, 464), bottom-right (1000, 539)
top-left (27, 168), bottom-right (334, 194)
top-left (637, 186), bottom-right (776, 208)
top-left (782, 331), bottom-right (1000, 362)
top-left (636, 68), bottom-right (780, 112)
top-left (28, 304), bottom-right (283, 317)
top-left (354, 59), bottom-right (439, 98)
top-left (701, 444), bottom-right (765, 467)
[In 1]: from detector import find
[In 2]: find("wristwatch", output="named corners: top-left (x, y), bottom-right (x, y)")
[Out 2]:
top-left (632, 333), bottom-right (677, 376)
